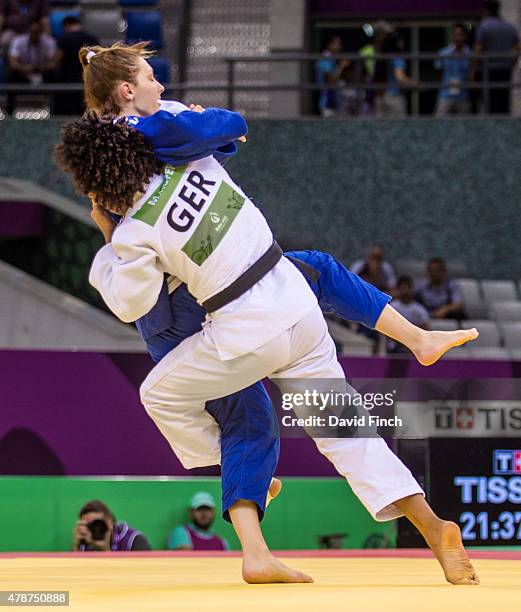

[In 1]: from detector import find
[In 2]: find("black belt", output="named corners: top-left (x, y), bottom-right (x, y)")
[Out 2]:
top-left (202, 241), bottom-right (283, 313)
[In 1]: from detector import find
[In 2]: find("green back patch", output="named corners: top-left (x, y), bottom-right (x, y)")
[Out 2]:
top-left (182, 182), bottom-right (245, 266)
top-left (132, 165), bottom-right (186, 226)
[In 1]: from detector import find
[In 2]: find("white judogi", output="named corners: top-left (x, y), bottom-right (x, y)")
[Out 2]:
top-left (89, 108), bottom-right (422, 521)
top-left (90, 157), bottom-right (317, 360)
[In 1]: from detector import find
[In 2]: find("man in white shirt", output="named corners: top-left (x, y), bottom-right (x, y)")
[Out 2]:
top-left (6, 18), bottom-right (57, 114)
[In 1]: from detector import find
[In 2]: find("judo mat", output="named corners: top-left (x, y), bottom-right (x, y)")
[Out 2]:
top-left (1, 549), bottom-right (519, 611)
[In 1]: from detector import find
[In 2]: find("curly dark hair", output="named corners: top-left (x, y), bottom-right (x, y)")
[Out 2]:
top-left (54, 112), bottom-right (164, 214)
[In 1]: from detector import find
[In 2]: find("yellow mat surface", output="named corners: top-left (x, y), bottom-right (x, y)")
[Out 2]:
top-left (1, 556), bottom-right (519, 611)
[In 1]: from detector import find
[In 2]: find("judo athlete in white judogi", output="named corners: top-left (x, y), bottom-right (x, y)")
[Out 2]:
top-left (56, 42), bottom-right (479, 584)
top-left (88, 127), bottom-right (423, 516)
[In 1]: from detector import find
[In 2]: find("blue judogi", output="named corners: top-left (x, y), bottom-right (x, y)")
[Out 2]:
top-left (127, 106), bottom-right (391, 520)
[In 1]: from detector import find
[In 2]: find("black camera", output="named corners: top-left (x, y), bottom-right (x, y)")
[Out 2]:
top-left (87, 518), bottom-right (109, 541)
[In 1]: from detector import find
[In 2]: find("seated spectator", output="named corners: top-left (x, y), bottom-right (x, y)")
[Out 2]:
top-left (72, 499), bottom-right (151, 552)
top-left (54, 16), bottom-right (99, 115)
top-left (167, 492), bottom-right (229, 551)
top-left (6, 18), bottom-right (57, 114)
top-left (0, 0), bottom-right (49, 56)
top-left (388, 276), bottom-right (430, 353)
top-left (315, 35), bottom-right (349, 117)
top-left (435, 23), bottom-right (471, 116)
top-left (416, 257), bottom-right (465, 319)
top-left (350, 245), bottom-right (396, 292)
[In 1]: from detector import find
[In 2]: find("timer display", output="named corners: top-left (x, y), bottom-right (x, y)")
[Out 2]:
top-left (429, 438), bottom-right (521, 546)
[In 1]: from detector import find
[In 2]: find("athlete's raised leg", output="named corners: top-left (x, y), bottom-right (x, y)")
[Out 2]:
top-left (287, 250), bottom-right (478, 363)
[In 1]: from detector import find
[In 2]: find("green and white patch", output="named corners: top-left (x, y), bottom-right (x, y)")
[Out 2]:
top-left (132, 164), bottom-right (245, 266)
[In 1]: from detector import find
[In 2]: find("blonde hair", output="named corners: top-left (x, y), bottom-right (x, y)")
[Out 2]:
top-left (79, 41), bottom-right (155, 114)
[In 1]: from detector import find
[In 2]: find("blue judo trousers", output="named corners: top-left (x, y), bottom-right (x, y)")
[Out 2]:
top-left (126, 106), bottom-right (391, 520)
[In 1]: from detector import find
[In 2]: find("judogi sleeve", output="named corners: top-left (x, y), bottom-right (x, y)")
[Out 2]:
top-left (89, 232), bottom-right (164, 323)
top-left (132, 108), bottom-right (248, 166)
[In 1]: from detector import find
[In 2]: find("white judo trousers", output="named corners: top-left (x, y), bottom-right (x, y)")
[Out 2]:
top-left (140, 305), bottom-right (423, 522)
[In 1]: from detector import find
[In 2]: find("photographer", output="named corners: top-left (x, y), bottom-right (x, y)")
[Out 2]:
top-left (72, 500), bottom-right (151, 552)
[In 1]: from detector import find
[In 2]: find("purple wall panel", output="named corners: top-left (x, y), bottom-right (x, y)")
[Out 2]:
top-left (0, 202), bottom-right (43, 237)
top-left (0, 350), bottom-right (518, 477)
top-left (310, 0), bottom-right (482, 15)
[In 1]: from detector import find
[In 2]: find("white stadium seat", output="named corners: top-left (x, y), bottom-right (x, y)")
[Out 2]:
top-left (464, 320), bottom-right (501, 348)
top-left (490, 301), bottom-right (521, 322)
top-left (458, 278), bottom-right (488, 319)
top-left (481, 280), bottom-right (518, 303)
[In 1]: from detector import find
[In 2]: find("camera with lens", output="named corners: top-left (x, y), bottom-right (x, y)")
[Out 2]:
top-left (86, 518), bottom-right (109, 541)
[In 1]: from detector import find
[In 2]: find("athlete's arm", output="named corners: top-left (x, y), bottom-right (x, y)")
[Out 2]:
top-left (89, 229), bottom-right (164, 323)
top-left (132, 108), bottom-right (248, 167)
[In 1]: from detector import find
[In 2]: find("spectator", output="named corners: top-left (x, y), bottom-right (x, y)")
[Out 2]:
top-left (416, 257), bottom-right (465, 320)
top-left (350, 245), bottom-right (396, 292)
top-left (54, 16), bottom-right (99, 115)
top-left (435, 23), bottom-right (471, 116)
top-left (0, 0), bottom-right (49, 56)
top-left (72, 500), bottom-right (151, 551)
top-left (359, 20), bottom-right (394, 114)
top-left (315, 35), bottom-right (350, 117)
top-left (6, 18), bottom-right (57, 114)
top-left (167, 492), bottom-right (229, 551)
top-left (373, 29), bottom-right (417, 118)
top-left (388, 276), bottom-right (430, 353)
top-left (473, 0), bottom-right (520, 114)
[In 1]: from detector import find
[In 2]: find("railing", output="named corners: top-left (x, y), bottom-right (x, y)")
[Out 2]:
top-left (0, 51), bottom-right (519, 116)
top-left (223, 52), bottom-right (521, 115)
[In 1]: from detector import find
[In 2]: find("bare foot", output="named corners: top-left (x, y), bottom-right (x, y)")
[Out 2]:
top-left (266, 478), bottom-right (282, 508)
top-left (413, 329), bottom-right (479, 366)
top-left (243, 551), bottom-right (313, 584)
top-left (426, 520), bottom-right (480, 585)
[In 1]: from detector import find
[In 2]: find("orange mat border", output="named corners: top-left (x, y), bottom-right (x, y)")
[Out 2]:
top-left (0, 549), bottom-right (519, 560)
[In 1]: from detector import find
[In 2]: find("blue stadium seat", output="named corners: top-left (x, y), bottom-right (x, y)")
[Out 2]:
top-left (120, 0), bottom-right (158, 5)
top-left (125, 11), bottom-right (163, 49)
top-left (49, 9), bottom-right (81, 38)
top-left (148, 57), bottom-right (170, 85)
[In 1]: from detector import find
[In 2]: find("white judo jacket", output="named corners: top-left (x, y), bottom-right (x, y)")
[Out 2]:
top-left (89, 122), bottom-right (317, 360)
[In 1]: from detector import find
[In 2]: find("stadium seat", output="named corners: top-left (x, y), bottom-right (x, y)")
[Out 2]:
top-left (50, 9), bottom-right (81, 38)
top-left (481, 279), bottom-right (517, 303)
top-left (428, 319), bottom-right (459, 331)
top-left (125, 10), bottom-right (163, 49)
top-left (509, 348), bottom-right (521, 361)
top-left (458, 278), bottom-right (488, 319)
top-left (82, 8), bottom-right (124, 46)
top-left (499, 321), bottom-right (521, 349)
top-left (490, 300), bottom-right (521, 321)
top-left (120, 0), bottom-right (158, 5)
top-left (148, 57), bottom-right (171, 85)
top-left (443, 346), bottom-right (472, 359)
top-left (469, 347), bottom-right (510, 360)
top-left (464, 320), bottom-right (501, 348)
